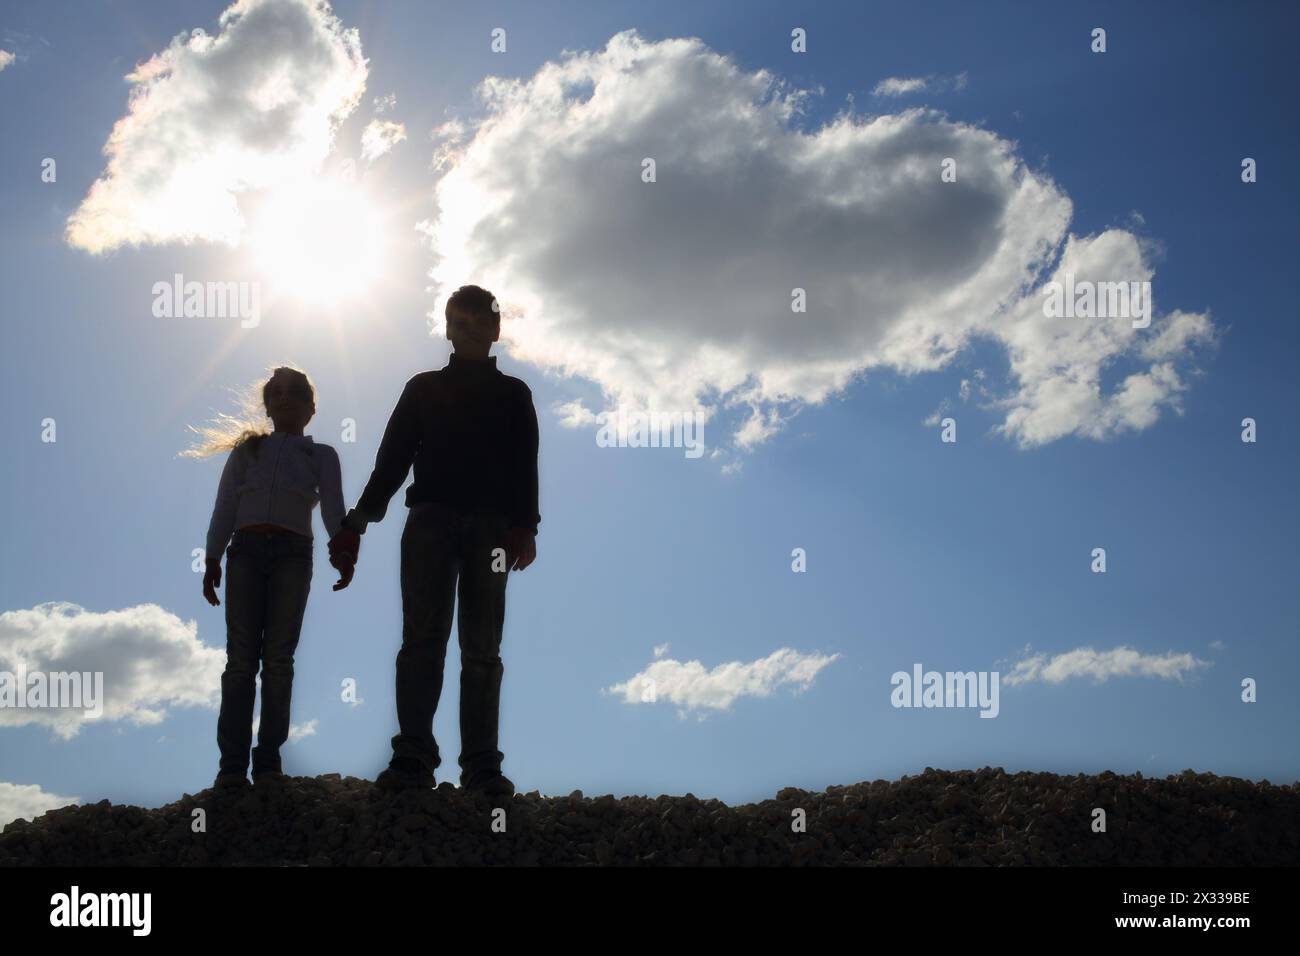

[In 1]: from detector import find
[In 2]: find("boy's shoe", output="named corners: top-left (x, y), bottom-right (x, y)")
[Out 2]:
top-left (376, 756), bottom-right (436, 792)
top-left (252, 770), bottom-right (288, 789)
top-left (462, 769), bottom-right (515, 797)
top-left (214, 771), bottom-right (249, 790)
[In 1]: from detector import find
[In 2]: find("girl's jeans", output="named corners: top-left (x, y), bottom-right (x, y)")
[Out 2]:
top-left (217, 527), bottom-right (313, 776)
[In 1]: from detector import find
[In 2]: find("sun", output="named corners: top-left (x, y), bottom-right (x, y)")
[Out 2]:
top-left (251, 178), bottom-right (387, 305)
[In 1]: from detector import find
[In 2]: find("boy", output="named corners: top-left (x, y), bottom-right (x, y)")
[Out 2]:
top-left (330, 285), bottom-right (539, 796)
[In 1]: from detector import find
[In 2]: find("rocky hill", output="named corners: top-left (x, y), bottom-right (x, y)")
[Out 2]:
top-left (2, 768), bottom-right (1295, 866)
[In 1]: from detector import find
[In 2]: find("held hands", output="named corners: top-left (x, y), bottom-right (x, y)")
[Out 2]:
top-left (505, 527), bottom-right (537, 572)
top-left (330, 553), bottom-right (356, 591)
top-left (203, 560), bottom-right (222, 606)
top-left (207, 525), bottom-right (525, 598)
top-left (328, 527), bottom-right (361, 591)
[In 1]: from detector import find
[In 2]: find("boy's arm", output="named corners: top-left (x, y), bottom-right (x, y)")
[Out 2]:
top-left (341, 378), bottom-right (422, 535)
top-left (510, 384), bottom-right (540, 534)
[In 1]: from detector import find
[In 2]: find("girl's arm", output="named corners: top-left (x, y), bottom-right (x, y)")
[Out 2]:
top-left (205, 446), bottom-right (245, 562)
top-left (318, 444), bottom-right (346, 543)
top-left (318, 445), bottom-right (354, 591)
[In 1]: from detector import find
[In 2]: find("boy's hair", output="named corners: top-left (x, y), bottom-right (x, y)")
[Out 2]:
top-left (446, 284), bottom-right (500, 325)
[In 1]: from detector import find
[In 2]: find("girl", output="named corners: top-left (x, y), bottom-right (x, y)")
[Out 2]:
top-left (186, 366), bottom-right (354, 789)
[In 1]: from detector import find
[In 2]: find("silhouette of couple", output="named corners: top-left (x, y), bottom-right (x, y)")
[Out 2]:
top-left (193, 286), bottom-right (538, 798)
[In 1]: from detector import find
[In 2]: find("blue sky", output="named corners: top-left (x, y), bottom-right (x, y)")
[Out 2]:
top-left (1, 0), bottom-right (1297, 818)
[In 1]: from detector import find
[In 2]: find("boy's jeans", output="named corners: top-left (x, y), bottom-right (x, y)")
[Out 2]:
top-left (217, 528), bottom-right (313, 776)
top-left (392, 503), bottom-right (510, 783)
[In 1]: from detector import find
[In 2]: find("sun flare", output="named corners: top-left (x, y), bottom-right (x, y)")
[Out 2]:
top-left (251, 179), bottom-right (387, 305)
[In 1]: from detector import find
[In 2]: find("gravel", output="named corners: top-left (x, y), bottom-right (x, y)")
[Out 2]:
top-left (2, 768), bottom-right (1295, 866)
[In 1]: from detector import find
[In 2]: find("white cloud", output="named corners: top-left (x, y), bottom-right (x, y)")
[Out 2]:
top-left (0, 782), bottom-right (79, 827)
top-left (553, 399), bottom-right (600, 428)
top-left (990, 233), bottom-right (1218, 446)
top-left (652, 643), bottom-right (670, 658)
top-left (1141, 310), bottom-right (1217, 362)
top-left (360, 119), bottom-right (406, 162)
top-left (1003, 645), bottom-right (1210, 687)
top-left (0, 50), bottom-right (15, 72)
top-left (873, 76), bottom-right (928, 96)
top-left (422, 31), bottom-right (1214, 451)
top-left (65, 0), bottom-right (367, 253)
top-left (873, 72), bottom-right (968, 97)
top-left (924, 398), bottom-right (951, 427)
top-left (604, 647), bottom-right (840, 716)
top-left (734, 406), bottom-right (786, 450)
top-left (0, 602), bottom-right (224, 739)
top-left (373, 91), bottom-right (396, 113)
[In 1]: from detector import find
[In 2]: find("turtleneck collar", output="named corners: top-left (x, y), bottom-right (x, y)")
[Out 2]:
top-left (446, 353), bottom-right (498, 374)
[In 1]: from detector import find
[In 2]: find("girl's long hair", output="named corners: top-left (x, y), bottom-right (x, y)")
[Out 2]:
top-left (181, 366), bottom-right (315, 459)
